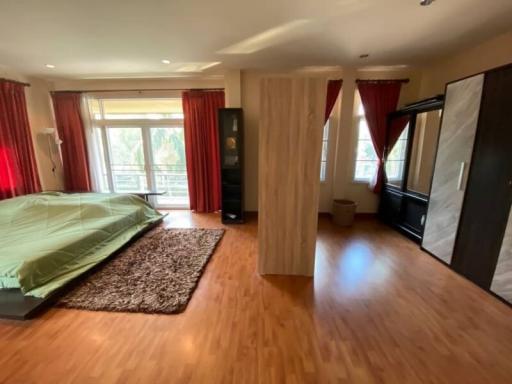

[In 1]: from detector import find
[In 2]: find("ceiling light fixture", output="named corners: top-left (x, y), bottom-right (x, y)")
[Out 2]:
top-left (359, 54), bottom-right (369, 59)
top-left (161, 59), bottom-right (171, 64)
top-left (45, 64), bottom-right (55, 68)
top-left (420, 0), bottom-right (435, 6)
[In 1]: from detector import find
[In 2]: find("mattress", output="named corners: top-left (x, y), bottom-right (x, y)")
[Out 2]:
top-left (0, 192), bottom-right (163, 298)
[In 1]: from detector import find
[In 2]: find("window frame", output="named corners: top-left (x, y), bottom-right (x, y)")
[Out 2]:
top-left (319, 119), bottom-right (331, 183)
top-left (352, 95), bottom-right (378, 184)
top-left (91, 97), bottom-right (189, 209)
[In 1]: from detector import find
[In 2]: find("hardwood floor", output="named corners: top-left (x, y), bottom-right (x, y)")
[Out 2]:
top-left (1, 212), bottom-right (512, 384)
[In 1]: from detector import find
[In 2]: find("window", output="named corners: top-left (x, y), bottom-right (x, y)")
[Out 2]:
top-left (320, 120), bottom-right (330, 182)
top-left (89, 98), bottom-right (188, 208)
top-left (385, 126), bottom-right (409, 181)
top-left (353, 96), bottom-right (378, 182)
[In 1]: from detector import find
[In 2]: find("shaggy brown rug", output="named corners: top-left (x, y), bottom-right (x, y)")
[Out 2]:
top-left (57, 227), bottom-right (224, 314)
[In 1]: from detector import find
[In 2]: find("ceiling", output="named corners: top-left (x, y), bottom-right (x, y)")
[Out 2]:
top-left (1, 0), bottom-right (511, 79)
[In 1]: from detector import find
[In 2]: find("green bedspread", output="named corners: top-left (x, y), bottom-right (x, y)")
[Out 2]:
top-left (0, 192), bottom-right (163, 298)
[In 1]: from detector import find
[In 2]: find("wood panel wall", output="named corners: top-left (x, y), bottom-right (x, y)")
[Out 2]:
top-left (258, 77), bottom-right (327, 276)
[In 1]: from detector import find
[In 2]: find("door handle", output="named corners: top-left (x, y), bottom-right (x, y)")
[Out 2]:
top-left (457, 162), bottom-right (466, 191)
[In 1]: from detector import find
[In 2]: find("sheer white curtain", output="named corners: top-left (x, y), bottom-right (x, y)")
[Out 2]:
top-left (80, 94), bottom-right (108, 192)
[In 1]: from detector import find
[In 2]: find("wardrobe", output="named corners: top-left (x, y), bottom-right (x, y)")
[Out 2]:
top-left (422, 64), bottom-right (512, 304)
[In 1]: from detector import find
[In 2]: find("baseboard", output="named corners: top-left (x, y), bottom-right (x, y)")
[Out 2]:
top-left (355, 212), bottom-right (378, 219)
top-left (245, 211), bottom-right (377, 219)
top-left (244, 211), bottom-right (258, 219)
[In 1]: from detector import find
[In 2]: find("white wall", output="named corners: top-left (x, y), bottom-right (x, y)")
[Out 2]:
top-left (419, 30), bottom-right (512, 99)
top-left (51, 76), bottom-right (224, 92)
top-left (240, 70), bottom-right (262, 211)
top-left (25, 78), bottom-right (63, 191)
top-left (224, 70), bottom-right (241, 108)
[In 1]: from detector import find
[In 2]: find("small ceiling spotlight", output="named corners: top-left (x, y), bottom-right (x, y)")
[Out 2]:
top-left (161, 59), bottom-right (171, 64)
top-left (45, 64), bottom-right (56, 68)
top-left (359, 54), bottom-right (369, 59)
top-left (420, 0), bottom-right (435, 6)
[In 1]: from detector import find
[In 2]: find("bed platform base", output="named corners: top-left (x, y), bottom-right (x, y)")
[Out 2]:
top-left (0, 289), bottom-right (52, 320)
top-left (0, 218), bottom-right (163, 321)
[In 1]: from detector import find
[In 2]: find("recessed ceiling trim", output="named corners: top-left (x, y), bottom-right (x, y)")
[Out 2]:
top-left (217, 19), bottom-right (313, 54)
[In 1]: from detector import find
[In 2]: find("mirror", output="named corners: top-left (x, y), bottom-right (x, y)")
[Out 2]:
top-left (385, 115), bottom-right (411, 189)
top-left (407, 109), bottom-right (442, 194)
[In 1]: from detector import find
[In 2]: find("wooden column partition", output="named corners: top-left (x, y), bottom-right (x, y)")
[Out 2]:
top-left (258, 77), bottom-right (327, 276)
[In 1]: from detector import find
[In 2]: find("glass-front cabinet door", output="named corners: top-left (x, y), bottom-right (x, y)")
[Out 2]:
top-left (407, 109), bottom-right (443, 195)
top-left (384, 115), bottom-right (411, 190)
top-left (379, 96), bottom-right (444, 243)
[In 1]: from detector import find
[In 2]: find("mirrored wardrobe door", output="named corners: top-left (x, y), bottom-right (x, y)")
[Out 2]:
top-left (407, 109), bottom-right (442, 195)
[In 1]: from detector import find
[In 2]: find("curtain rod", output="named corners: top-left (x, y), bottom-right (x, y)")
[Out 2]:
top-left (0, 78), bottom-right (31, 87)
top-left (51, 87), bottom-right (225, 93)
top-left (355, 78), bottom-right (409, 84)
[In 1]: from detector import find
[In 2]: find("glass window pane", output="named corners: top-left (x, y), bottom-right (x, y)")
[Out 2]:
top-left (355, 161), bottom-right (377, 180)
top-left (93, 127), bottom-right (110, 192)
top-left (320, 121), bottom-right (330, 181)
top-left (388, 127), bottom-right (409, 161)
top-left (388, 141), bottom-right (404, 161)
top-left (386, 160), bottom-right (405, 181)
top-left (323, 123), bottom-right (329, 140)
top-left (150, 127), bottom-right (189, 207)
top-left (356, 141), bottom-right (377, 161)
top-left (353, 115), bottom-right (378, 181)
top-left (101, 98), bottom-right (183, 120)
top-left (107, 127), bottom-right (147, 192)
top-left (320, 162), bottom-right (327, 182)
top-left (358, 101), bottom-right (365, 116)
top-left (89, 99), bottom-right (102, 120)
top-left (358, 119), bottom-right (372, 140)
top-left (321, 141), bottom-right (328, 162)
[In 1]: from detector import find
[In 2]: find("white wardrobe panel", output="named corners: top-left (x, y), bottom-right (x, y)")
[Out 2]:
top-left (491, 208), bottom-right (512, 302)
top-left (422, 74), bottom-right (484, 264)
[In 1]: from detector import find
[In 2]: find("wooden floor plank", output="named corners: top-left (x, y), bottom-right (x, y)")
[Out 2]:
top-left (0, 211), bottom-right (511, 384)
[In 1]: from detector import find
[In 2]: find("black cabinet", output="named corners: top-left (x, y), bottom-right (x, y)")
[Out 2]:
top-left (379, 96), bottom-right (444, 242)
top-left (218, 108), bottom-right (244, 224)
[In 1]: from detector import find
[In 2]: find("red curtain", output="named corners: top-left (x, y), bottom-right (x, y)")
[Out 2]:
top-left (357, 81), bottom-right (403, 193)
top-left (388, 115), bottom-right (410, 151)
top-left (325, 80), bottom-right (342, 123)
top-left (51, 92), bottom-right (91, 192)
top-left (0, 80), bottom-right (41, 200)
top-left (182, 90), bottom-right (225, 212)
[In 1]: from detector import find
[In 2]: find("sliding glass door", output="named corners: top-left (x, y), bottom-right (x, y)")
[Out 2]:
top-left (149, 127), bottom-right (188, 207)
top-left (107, 127), bottom-right (148, 192)
top-left (89, 97), bottom-right (189, 208)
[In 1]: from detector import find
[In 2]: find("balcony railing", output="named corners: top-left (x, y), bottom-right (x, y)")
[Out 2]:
top-left (108, 164), bottom-right (189, 207)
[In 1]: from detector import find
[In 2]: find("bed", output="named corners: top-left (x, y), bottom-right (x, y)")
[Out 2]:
top-left (0, 192), bottom-right (163, 318)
